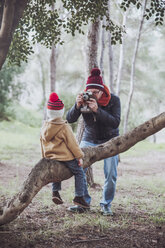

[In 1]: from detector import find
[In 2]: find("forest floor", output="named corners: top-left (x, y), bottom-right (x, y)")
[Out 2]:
top-left (0, 139), bottom-right (165, 248)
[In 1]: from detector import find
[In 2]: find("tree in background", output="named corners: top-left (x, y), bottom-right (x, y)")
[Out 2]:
top-left (0, 63), bottom-right (24, 119)
top-left (123, 0), bottom-right (148, 134)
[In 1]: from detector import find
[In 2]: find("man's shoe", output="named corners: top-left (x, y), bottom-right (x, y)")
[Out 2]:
top-left (101, 205), bottom-right (113, 216)
top-left (67, 205), bottom-right (89, 213)
top-left (73, 196), bottom-right (90, 209)
top-left (52, 191), bottom-right (63, 205)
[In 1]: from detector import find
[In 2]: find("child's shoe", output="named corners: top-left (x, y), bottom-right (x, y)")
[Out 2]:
top-left (52, 191), bottom-right (63, 205)
top-left (73, 196), bottom-right (90, 209)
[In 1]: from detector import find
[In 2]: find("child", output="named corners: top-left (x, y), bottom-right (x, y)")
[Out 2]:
top-left (40, 92), bottom-right (89, 209)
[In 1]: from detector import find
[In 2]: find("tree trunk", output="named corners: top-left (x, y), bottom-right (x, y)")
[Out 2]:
top-left (123, 0), bottom-right (147, 133)
top-left (85, 19), bottom-right (100, 186)
top-left (116, 12), bottom-right (127, 97)
top-left (0, 112), bottom-right (165, 226)
top-left (99, 16), bottom-right (106, 83)
top-left (36, 46), bottom-right (47, 120)
top-left (76, 116), bottom-right (85, 143)
top-left (108, 0), bottom-right (114, 93)
top-left (50, 3), bottom-right (58, 93)
top-left (50, 44), bottom-right (57, 92)
top-left (0, 0), bottom-right (28, 70)
top-left (86, 19), bottom-right (100, 74)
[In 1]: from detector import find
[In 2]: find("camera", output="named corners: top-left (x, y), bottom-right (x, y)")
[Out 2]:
top-left (81, 91), bottom-right (93, 113)
top-left (82, 91), bottom-right (93, 101)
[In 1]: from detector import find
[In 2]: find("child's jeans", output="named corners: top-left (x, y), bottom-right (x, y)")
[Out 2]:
top-left (52, 159), bottom-right (85, 197)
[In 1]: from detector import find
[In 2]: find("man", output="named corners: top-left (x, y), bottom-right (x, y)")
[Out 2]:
top-left (66, 68), bottom-right (121, 216)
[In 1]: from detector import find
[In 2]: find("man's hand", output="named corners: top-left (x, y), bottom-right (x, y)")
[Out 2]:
top-left (87, 98), bottom-right (98, 113)
top-left (76, 93), bottom-right (84, 109)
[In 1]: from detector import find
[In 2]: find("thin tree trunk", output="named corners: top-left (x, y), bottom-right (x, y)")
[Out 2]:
top-left (123, 0), bottom-right (147, 133)
top-left (0, 0), bottom-right (28, 69)
top-left (50, 3), bottom-right (58, 93)
top-left (40, 59), bottom-right (47, 120)
top-left (0, 112), bottom-right (165, 226)
top-left (36, 45), bottom-right (47, 120)
top-left (116, 12), bottom-right (127, 97)
top-left (99, 16), bottom-right (106, 83)
top-left (38, 55), bottom-right (46, 104)
top-left (108, 0), bottom-right (114, 93)
top-left (50, 44), bottom-right (57, 92)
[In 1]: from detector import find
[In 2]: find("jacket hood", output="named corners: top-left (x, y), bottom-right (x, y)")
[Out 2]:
top-left (48, 117), bottom-right (66, 125)
top-left (41, 117), bottom-right (67, 141)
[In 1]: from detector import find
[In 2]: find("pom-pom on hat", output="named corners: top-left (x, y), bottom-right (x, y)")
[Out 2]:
top-left (47, 92), bottom-right (64, 120)
top-left (47, 92), bottom-right (64, 110)
top-left (86, 68), bottom-right (104, 91)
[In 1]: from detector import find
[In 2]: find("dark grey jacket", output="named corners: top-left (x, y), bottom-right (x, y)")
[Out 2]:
top-left (66, 93), bottom-right (121, 144)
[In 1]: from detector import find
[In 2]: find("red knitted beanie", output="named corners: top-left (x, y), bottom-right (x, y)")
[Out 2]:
top-left (86, 68), bottom-right (104, 91)
top-left (47, 92), bottom-right (64, 110)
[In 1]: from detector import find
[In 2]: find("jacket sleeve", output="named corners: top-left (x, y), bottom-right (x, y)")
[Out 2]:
top-left (96, 95), bottom-right (121, 129)
top-left (66, 103), bottom-right (81, 123)
top-left (61, 124), bottom-right (84, 159)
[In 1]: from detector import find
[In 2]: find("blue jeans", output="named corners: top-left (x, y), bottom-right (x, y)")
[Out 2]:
top-left (52, 159), bottom-right (85, 197)
top-left (80, 140), bottom-right (119, 207)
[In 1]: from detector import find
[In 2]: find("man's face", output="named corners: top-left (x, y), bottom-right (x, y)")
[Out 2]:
top-left (88, 88), bottom-right (103, 101)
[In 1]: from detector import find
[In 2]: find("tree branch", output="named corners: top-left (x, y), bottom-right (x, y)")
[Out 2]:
top-left (0, 112), bottom-right (164, 226)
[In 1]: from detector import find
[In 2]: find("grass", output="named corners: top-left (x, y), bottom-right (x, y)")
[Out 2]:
top-left (0, 120), bottom-right (41, 163)
top-left (121, 139), bottom-right (165, 157)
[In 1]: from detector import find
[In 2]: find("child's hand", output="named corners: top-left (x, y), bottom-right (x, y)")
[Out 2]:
top-left (78, 158), bottom-right (83, 167)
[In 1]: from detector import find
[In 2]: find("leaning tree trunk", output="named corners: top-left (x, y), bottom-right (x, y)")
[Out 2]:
top-left (123, 0), bottom-right (147, 133)
top-left (0, 112), bottom-right (165, 226)
top-left (0, 0), bottom-right (28, 70)
top-left (84, 19), bottom-right (100, 186)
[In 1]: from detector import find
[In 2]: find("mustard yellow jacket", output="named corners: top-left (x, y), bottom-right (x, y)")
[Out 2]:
top-left (40, 117), bottom-right (84, 161)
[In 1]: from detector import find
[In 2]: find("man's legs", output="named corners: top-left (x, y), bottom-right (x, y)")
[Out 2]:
top-left (100, 155), bottom-right (119, 215)
top-left (80, 140), bottom-right (99, 205)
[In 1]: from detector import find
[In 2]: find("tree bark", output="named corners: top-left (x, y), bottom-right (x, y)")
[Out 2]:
top-left (85, 19), bottom-right (100, 186)
top-left (0, 112), bottom-right (164, 226)
top-left (86, 19), bottom-right (100, 75)
top-left (0, 0), bottom-right (28, 69)
top-left (50, 44), bottom-right (57, 92)
top-left (116, 12), bottom-right (127, 97)
top-left (123, 0), bottom-right (147, 133)
top-left (99, 16), bottom-right (106, 83)
top-left (76, 116), bottom-right (85, 144)
top-left (50, 3), bottom-right (59, 93)
top-left (108, 0), bottom-right (114, 93)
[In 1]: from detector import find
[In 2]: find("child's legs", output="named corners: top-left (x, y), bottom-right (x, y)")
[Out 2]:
top-left (65, 159), bottom-right (84, 197)
top-left (52, 182), bottom-right (61, 192)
